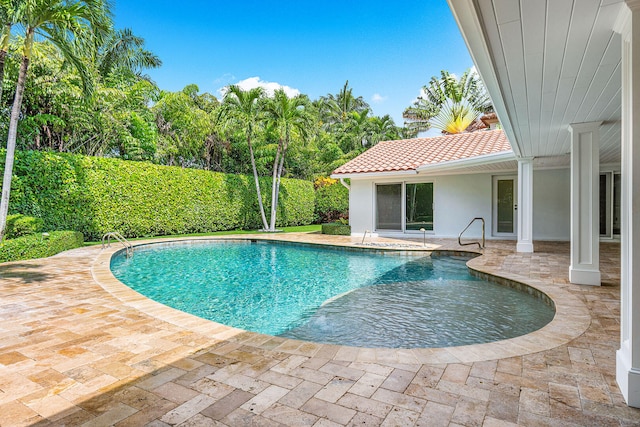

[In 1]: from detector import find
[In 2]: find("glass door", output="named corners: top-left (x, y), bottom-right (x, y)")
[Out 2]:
top-left (405, 183), bottom-right (433, 231)
top-left (493, 176), bottom-right (517, 236)
top-left (376, 184), bottom-right (402, 230)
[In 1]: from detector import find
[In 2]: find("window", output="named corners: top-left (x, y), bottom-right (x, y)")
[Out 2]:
top-left (405, 183), bottom-right (433, 231)
top-left (600, 172), bottom-right (621, 238)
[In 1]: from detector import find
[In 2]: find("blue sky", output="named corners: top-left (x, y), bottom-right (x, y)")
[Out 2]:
top-left (115, 1), bottom-right (474, 126)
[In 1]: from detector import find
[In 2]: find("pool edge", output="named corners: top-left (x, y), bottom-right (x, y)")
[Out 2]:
top-left (91, 235), bottom-right (591, 365)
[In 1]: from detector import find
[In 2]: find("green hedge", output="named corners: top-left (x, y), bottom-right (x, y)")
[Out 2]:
top-left (5, 214), bottom-right (44, 239)
top-left (314, 181), bottom-right (349, 223)
top-left (0, 231), bottom-right (84, 263)
top-left (2, 150), bottom-right (315, 240)
top-left (321, 223), bottom-right (351, 236)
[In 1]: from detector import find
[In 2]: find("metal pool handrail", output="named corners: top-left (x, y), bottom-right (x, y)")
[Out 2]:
top-left (458, 217), bottom-right (485, 250)
top-left (102, 231), bottom-right (133, 257)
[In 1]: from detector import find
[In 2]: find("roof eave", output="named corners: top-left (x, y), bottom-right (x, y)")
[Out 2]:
top-left (415, 150), bottom-right (516, 173)
top-left (330, 170), bottom-right (419, 179)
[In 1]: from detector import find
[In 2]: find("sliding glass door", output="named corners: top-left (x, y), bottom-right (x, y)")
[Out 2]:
top-left (376, 184), bottom-right (402, 230)
top-left (406, 183), bottom-right (433, 231)
top-left (376, 182), bottom-right (434, 232)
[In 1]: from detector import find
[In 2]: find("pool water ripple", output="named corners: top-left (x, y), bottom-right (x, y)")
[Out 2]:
top-left (110, 240), bottom-right (555, 348)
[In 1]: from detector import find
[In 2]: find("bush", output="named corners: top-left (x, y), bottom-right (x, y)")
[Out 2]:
top-left (314, 179), bottom-right (349, 223)
top-left (321, 222), bottom-right (351, 236)
top-left (0, 231), bottom-right (84, 263)
top-left (1, 150), bottom-right (316, 240)
top-left (5, 214), bottom-right (44, 239)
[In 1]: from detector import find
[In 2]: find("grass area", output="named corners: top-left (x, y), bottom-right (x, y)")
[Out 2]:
top-left (85, 224), bottom-right (321, 246)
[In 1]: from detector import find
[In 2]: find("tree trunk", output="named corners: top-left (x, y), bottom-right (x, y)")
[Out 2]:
top-left (0, 53), bottom-right (30, 242)
top-left (268, 141), bottom-right (283, 231)
top-left (248, 135), bottom-right (269, 230)
top-left (0, 24), bottom-right (12, 103)
top-left (270, 131), bottom-right (290, 231)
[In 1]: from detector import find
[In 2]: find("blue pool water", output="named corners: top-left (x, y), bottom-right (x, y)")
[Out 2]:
top-left (110, 240), bottom-right (555, 348)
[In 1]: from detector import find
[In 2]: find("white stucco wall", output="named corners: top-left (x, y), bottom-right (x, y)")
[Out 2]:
top-left (347, 168), bottom-right (571, 241)
top-left (533, 168), bottom-right (570, 240)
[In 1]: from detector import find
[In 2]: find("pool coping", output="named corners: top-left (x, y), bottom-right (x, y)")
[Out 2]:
top-left (91, 235), bottom-right (591, 365)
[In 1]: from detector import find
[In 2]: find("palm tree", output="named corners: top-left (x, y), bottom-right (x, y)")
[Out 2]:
top-left (221, 85), bottom-right (270, 230)
top-left (98, 27), bottom-right (161, 79)
top-left (0, 0), bottom-right (112, 241)
top-left (430, 99), bottom-right (481, 134)
top-left (263, 89), bottom-right (310, 231)
top-left (0, 0), bottom-right (22, 102)
top-left (403, 69), bottom-right (491, 136)
top-left (319, 80), bottom-right (368, 126)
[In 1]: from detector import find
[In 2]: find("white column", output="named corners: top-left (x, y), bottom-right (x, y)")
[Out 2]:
top-left (616, 0), bottom-right (640, 408)
top-left (568, 122), bottom-right (601, 286)
top-left (516, 158), bottom-right (534, 253)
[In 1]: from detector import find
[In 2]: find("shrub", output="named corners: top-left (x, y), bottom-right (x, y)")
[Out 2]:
top-left (1, 150), bottom-right (316, 240)
top-left (5, 214), bottom-right (44, 239)
top-left (314, 180), bottom-right (349, 223)
top-left (0, 231), bottom-right (84, 263)
top-left (321, 222), bottom-right (351, 236)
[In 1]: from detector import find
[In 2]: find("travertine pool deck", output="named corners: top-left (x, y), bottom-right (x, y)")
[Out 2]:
top-left (0, 233), bottom-right (638, 426)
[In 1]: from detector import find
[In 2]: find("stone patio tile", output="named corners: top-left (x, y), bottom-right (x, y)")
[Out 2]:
top-left (348, 372), bottom-right (387, 398)
top-left (200, 389), bottom-right (255, 420)
top-left (486, 391), bottom-right (520, 424)
top-left (371, 388), bottom-right (426, 413)
top-left (301, 397), bottom-right (356, 424)
top-left (175, 413), bottom-right (221, 426)
top-left (241, 385), bottom-right (290, 414)
top-left (416, 401), bottom-right (454, 427)
top-left (261, 403), bottom-right (319, 426)
top-left (1, 237), bottom-right (640, 426)
top-left (380, 368), bottom-right (416, 393)
top-left (278, 380), bottom-right (324, 409)
top-left (441, 363), bottom-right (472, 384)
top-left (152, 381), bottom-right (201, 404)
top-left (450, 396), bottom-right (487, 427)
top-left (160, 394), bottom-right (216, 425)
top-left (222, 408), bottom-right (284, 426)
top-left (315, 377), bottom-right (356, 403)
top-left (258, 369), bottom-right (304, 389)
top-left (347, 412), bottom-right (383, 427)
top-left (380, 407), bottom-right (420, 426)
top-left (80, 402), bottom-right (138, 427)
top-left (319, 363), bottom-right (365, 381)
top-left (114, 399), bottom-right (177, 427)
top-left (337, 393), bottom-right (393, 419)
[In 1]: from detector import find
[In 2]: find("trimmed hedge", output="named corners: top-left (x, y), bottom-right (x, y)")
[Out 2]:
top-left (2, 150), bottom-right (315, 240)
top-left (5, 214), bottom-right (44, 239)
top-left (321, 223), bottom-right (351, 236)
top-left (0, 231), bottom-right (84, 263)
top-left (314, 181), bottom-right (349, 223)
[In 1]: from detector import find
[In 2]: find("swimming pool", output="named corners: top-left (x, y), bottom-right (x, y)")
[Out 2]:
top-left (110, 240), bottom-right (555, 348)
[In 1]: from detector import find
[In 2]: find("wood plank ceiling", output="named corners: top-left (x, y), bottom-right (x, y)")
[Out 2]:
top-left (448, 0), bottom-right (624, 164)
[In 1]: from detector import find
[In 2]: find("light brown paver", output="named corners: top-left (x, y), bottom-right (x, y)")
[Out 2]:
top-left (0, 233), bottom-right (638, 426)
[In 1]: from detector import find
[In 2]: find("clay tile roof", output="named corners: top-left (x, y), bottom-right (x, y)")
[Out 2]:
top-left (332, 129), bottom-right (512, 175)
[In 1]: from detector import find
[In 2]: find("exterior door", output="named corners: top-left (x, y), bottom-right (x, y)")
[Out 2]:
top-left (493, 176), bottom-right (517, 236)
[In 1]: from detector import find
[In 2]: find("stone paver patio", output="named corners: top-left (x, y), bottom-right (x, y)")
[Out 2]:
top-left (0, 233), bottom-right (639, 426)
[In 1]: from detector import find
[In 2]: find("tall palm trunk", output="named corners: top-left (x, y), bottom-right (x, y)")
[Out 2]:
top-left (268, 142), bottom-right (282, 231)
top-left (0, 32), bottom-right (32, 241)
top-left (268, 130), bottom-right (289, 231)
top-left (0, 23), bottom-right (11, 102)
top-left (247, 134), bottom-right (269, 230)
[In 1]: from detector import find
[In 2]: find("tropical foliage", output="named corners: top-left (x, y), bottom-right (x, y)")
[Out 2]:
top-left (403, 69), bottom-right (492, 136)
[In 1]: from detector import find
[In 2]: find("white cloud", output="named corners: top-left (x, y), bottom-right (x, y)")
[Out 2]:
top-left (371, 93), bottom-right (387, 103)
top-left (218, 76), bottom-right (300, 98)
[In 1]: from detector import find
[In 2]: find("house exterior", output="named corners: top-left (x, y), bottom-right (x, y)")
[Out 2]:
top-left (443, 0), bottom-right (639, 408)
top-left (331, 129), bottom-right (594, 244)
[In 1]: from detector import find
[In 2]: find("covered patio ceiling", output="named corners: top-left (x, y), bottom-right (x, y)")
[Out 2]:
top-left (447, 0), bottom-right (624, 165)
